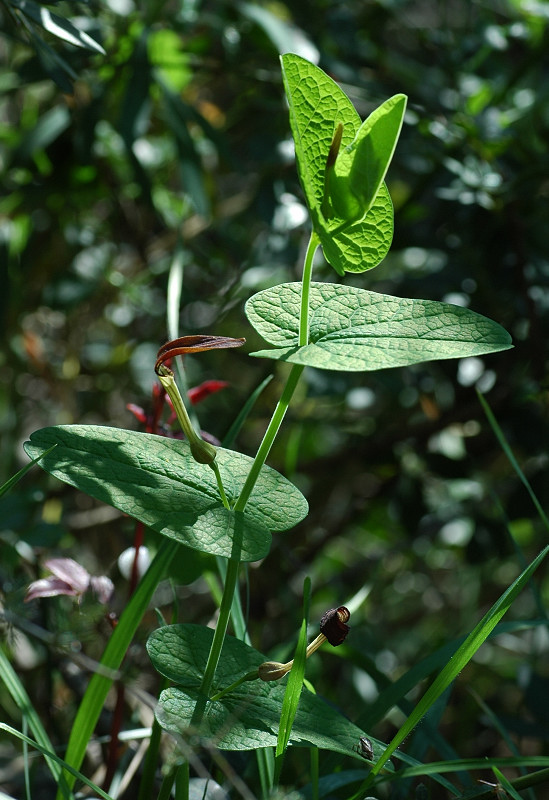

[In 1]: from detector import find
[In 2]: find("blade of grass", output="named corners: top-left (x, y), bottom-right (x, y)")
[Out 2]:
top-left (478, 391), bottom-right (549, 531)
top-left (347, 619), bottom-right (545, 731)
top-left (222, 374), bottom-right (273, 450)
top-left (479, 392), bottom-right (547, 621)
top-left (384, 755), bottom-right (549, 779)
top-left (257, 744), bottom-right (275, 799)
top-left (469, 688), bottom-right (536, 800)
top-left (361, 545), bottom-right (549, 789)
top-left (0, 445), bottom-right (56, 498)
top-left (55, 538), bottom-right (179, 799)
top-left (22, 716), bottom-right (30, 800)
top-left (166, 241), bottom-right (185, 343)
top-left (136, 680), bottom-right (169, 800)
top-left (0, 723), bottom-right (114, 800)
top-left (492, 765), bottom-right (525, 800)
top-left (0, 647), bottom-right (72, 796)
top-left (273, 577), bottom-right (311, 785)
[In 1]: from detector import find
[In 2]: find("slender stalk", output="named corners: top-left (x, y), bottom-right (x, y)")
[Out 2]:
top-left (210, 669), bottom-right (259, 702)
top-left (190, 348), bottom-right (304, 725)
top-left (210, 460), bottom-right (230, 509)
top-left (193, 227), bottom-right (316, 728)
top-left (233, 363), bottom-right (304, 513)
top-left (299, 230), bottom-right (320, 347)
top-left (191, 353), bottom-right (304, 725)
top-left (193, 528), bottom-right (243, 722)
top-left (157, 768), bottom-right (176, 800)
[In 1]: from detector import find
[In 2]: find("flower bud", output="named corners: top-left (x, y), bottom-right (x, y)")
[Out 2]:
top-left (258, 660), bottom-right (292, 682)
top-left (319, 606), bottom-right (350, 646)
top-left (190, 437), bottom-right (217, 465)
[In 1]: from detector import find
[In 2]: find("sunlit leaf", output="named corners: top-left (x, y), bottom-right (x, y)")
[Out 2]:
top-left (24, 426), bottom-right (308, 562)
top-left (281, 53), bottom-right (399, 273)
top-left (328, 94), bottom-right (407, 221)
top-left (319, 185), bottom-right (394, 275)
top-left (246, 282), bottom-right (513, 371)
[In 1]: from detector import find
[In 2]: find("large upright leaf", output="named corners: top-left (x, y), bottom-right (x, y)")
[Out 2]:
top-left (24, 426), bottom-right (308, 562)
top-left (246, 282), bottom-right (512, 371)
top-left (281, 53), bottom-right (394, 274)
top-left (148, 624), bottom-right (389, 763)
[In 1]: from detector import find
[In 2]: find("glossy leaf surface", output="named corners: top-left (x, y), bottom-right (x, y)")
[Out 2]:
top-left (24, 426), bottom-right (308, 562)
top-left (246, 282), bottom-right (513, 371)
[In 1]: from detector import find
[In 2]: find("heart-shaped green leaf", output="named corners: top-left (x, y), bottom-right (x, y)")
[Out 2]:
top-left (246, 282), bottom-right (513, 371)
top-left (148, 624), bottom-right (388, 762)
top-left (281, 53), bottom-right (395, 274)
top-left (24, 426), bottom-right (308, 562)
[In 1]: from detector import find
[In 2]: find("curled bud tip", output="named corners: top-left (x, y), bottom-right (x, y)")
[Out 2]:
top-left (319, 605), bottom-right (350, 646)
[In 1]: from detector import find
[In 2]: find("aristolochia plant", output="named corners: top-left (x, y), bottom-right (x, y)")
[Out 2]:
top-left (23, 54), bottom-right (513, 796)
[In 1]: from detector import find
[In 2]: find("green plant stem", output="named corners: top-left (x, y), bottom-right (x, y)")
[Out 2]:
top-left (157, 768), bottom-right (176, 800)
top-left (210, 669), bottom-right (259, 701)
top-left (138, 680), bottom-right (169, 800)
top-left (210, 459), bottom-right (230, 509)
top-left (193, 536), bottom-right (243, 722)
top-left (189, 351), bottom-right (304, 732)
top-left (174, 762), bottom-right (189, 800)
top-left (191, 231), bottom-right (313, 735)
top-left (233, 362), bottom-right (304, 514)
top-left (299, 230), bottom-right (320, 347)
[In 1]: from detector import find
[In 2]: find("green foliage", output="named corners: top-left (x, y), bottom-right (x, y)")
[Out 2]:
top-left (247, 282), bottom-right (512, 370)
top-left (2, 0), bottom-right (104, 91)
top-left (147, 623), bottom-right (387, 760)
top-left (2, 1), bottom-right (549, 798)
top-left (281, 53), bottom-right (397, 275)
top-left (328, 93), bottom-right (407, 223)
top-left (366, 544), bottom-right (549, 781)
top-left (24, 425), bottom-right (308, 561)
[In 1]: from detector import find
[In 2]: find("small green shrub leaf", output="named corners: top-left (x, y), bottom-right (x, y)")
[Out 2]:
top-left (148, 624), bottom-right (388, 762)
top-left (281, 53), bottom-right (396, 274)
top-left (246, 282), bottom-right (512, 371)
top-left (24, 426), bottom-right (308, 562)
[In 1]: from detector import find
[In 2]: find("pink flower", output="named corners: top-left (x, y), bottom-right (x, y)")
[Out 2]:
top-left (25, 558), bottom-right (114, 605)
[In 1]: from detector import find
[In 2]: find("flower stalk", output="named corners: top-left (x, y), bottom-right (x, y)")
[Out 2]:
top-left (156, 365), bottom-right (217, 466)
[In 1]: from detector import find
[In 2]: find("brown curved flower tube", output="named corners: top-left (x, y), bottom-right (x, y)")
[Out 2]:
top-left (155, 335), bottom-right (246, 374)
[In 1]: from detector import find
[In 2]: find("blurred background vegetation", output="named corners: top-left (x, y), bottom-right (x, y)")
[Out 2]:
top-left (1, 0), bottom-right (548, 797)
